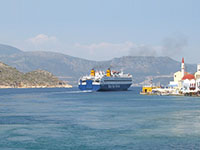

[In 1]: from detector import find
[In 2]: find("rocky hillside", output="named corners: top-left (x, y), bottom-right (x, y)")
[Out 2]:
top-left (0, 62), bottom-right (71, 88)
top-left (0, 44), bottom-right (197, 86)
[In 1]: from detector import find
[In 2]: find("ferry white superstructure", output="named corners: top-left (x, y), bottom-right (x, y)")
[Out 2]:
top-left (78, 68), bottom-right (133, 91)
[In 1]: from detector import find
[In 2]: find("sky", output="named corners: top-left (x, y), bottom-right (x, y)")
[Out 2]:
top-left (0, 0), bottom-right (200, 63)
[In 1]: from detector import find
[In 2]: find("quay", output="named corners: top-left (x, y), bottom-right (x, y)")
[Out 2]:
top-left (141, 58), bottom-right (200, 97)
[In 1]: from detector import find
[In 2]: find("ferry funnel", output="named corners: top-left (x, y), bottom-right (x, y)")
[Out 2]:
top-left (90, 69), bottom-right (95, 76)
top-left (106, 68), bottom-right (111, 77)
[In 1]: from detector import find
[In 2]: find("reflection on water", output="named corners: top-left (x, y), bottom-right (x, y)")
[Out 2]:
top-left (0, 87), bottom-right (200, 149)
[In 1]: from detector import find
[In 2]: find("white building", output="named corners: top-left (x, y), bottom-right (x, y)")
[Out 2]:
top-left (182, 64), bottom-right (200, 94)
top-left (168, 58), bottom-right (200, 95)
top-left (169, 58), bottom-right (185, 89)
top-left (182, 74), bottom-right (196, 94)
top-left (194, 64), bottom-right (200, 92)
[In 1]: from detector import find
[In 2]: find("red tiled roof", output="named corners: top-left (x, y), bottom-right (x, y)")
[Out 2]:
top-left (182, 74), bottom-right (195, 80)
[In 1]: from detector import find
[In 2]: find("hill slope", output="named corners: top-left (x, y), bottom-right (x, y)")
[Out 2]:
top-left (0, 51), bottom-right (110, 84)
top-left (0, 44), bottom-right (22, 55)
top-left (0, 62), bottom-right (71, 88)
top-left (0, 44), bottom-right (196, 86)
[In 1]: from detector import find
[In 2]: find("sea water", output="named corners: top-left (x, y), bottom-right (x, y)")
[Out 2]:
top-left (0, 87), bottom-right (200, 150)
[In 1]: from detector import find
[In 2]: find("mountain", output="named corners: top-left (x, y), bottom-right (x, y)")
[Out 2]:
top-left (0, 44), bottom-right (22, 55)
top-left (0, 44), bottom-right (197, 86)
top-left (110, 56), bottom-right (196, 84)
top-left (0, 62), bottom-right (71, 88)
top-left (0, 50), bottom-right (110, 85)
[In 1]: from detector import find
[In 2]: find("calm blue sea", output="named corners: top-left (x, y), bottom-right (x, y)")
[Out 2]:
top-left (0, 87), bottom-right (200, 150)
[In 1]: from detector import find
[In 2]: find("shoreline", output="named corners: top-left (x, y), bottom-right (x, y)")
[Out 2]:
top-left (0, 85), bottom-right (72, 89)
top-left (140, 92), bottom-right (200, 97)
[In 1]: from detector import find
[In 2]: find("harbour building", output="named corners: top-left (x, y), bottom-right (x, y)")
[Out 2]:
top-left (169, 58), bottom-right (200, 95)
top-left (169, 58), bottom-right (186, 89)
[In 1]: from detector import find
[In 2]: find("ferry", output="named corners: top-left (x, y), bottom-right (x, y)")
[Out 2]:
top-left (78, 68), bottom-right (133, 91)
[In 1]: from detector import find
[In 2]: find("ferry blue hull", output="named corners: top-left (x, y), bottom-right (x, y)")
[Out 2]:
top-left (79, 83), bottom-right (132, 91)
top-left (99, 84), bottom-right (132, 91)
top-left (79, 84), bottom-right (101, 91)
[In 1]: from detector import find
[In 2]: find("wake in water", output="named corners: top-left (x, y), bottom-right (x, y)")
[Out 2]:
top-left (47, 90), bottom-right (94, 95)
top-left (64, 90), bottom-right (93, 93)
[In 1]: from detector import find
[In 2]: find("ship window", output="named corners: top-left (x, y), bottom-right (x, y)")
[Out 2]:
top-left (104, 80), bottom-right (132, 82)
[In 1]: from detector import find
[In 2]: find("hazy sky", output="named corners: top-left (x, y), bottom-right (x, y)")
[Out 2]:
top-left (0, 0), bottom-right (200, 63)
